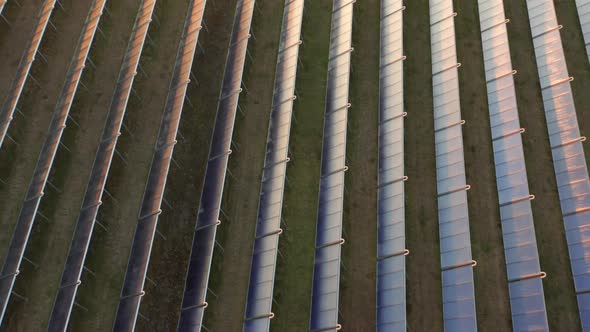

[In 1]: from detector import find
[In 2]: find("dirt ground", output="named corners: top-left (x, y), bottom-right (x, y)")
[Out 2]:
top-left (340, 0), bottom-right (379, 330)
top-left (0, 0), bottom-right (41, 102)
top-left (454, 0), bottom-right (512, 329)
top-left (1, 0), bottom-right (141, 330)
top-left (270, 0), bottom-right (331, 331)
top-left (504, 0), bottom-right (581, 330)
top-left (0, 0), bottom-right (91, 267)
top-left (403, 0), bottom-right (444, 330)
top-left (66, 0), bottom-right (191, 330)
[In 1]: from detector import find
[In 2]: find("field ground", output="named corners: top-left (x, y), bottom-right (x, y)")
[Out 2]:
top-left (1, 0), bottom-right (140, 330)
top-left (504, 0), bottom-right (580, 330)
top-left (136, 0), bottom-right (238, 330)
top-left (270, 0), bottom-right (331, 331)
top-left (0, 0), bottom-right (40, 100)
top-left (340, 0), bottom-right (379, 329)
top-left (454, 0), bottom-right (512, 329)
top-left (68, 0), bottom-right (190, 330)
top-left (403, 0), bottom-right (444, 330)
top-left (0, 0), bottom-right (588, 331)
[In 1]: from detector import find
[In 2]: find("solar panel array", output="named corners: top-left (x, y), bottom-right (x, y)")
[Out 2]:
top-left (525, 0), bottom-right (590, 329)
top-left (47, 1), bottom-right (157, 330)
top-left (309, 1), bottom-right (354, 331)
top-left (376, 1), bottom-right (406, 331)
top-left (0, 0), bottom-right (57, 151)
top-left (429, 0), bottom-right (478, 330)
top-left (177, 1), bottom-right (254, 330)
top-left (0, 0), bottom-right (106, 324)
top-left (575, 0), bottom-right (590, 62)
top-left (477, 1), bottom-right (550, 330)
top-left (242, 0), bottom-right (303, 331)
top-left (111, 0), bottom-right (206, 329)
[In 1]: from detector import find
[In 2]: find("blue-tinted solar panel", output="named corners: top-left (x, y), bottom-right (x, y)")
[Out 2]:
top-left (477, 1), bottom-right (549, 330)
top-left (309, 1), bottom-right (354, 331)
top-left (525, 0), bottom-right (590, 329)
top-left (178, 1), bottom-right (254, 331)
top-left (429, 0), bottom-right (478, 329)
top-left (575, 0), bottom-right (590, 62)
top-left (243, 0), bottom-right (303, 330)
top-left (377, 1), bottom-right (406, 331)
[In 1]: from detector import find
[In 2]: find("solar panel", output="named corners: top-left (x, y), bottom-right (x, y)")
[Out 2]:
top-left (376, 1), bottom-right (406, 331)
top-left (429, 0), bottom-right (478, 329)
top-left (177, 1), bottom-right (254, 330)
top-left (477, 1), bottom-right (549, 330)
top-left (0, 0), bottom-right (106, 324)
top-left (525, 0), bottom-right (590, 330)
top-left (112, 1), bottom-right (207, 330)
top-left (309, 1), bottom-right (354, 331)
top-left (0, 0), bottom-right (57, 151)
top-left (47, 1), bottom-right (157, 330)
top-left (575, 0), bottom-right (590, 62)
top-left (242, 1), bottom-right (303, 331)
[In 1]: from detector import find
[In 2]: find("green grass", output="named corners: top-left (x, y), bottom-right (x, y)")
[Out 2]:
top-left (270, 1), bottom-right (331, 331)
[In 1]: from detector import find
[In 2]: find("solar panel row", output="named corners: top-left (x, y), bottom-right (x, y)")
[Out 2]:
top-left (242, 0), bottom-right (303, 331)
top-left (477, 1), bottom-right (549, 330)
top-left (112, 1), bottom-right (207, 330)
top-left (309, 1), bottom-right (354, 331)
top-left (525, 0), bottom-right (590, 329)
top-left (0, 0), bottom-right (106, 324)
top-left (0, 0), bottom-right (57, 152)
top-left (429, 0), bottom-right (478, 330)
top-left (575, 0), bottom-right (590, 62)
top-left (47, 1), bottom-right (157, 330)
top-left (376, 1), bottom-right (406, 331)
top-left (177, 1), bottom-right (254, 330)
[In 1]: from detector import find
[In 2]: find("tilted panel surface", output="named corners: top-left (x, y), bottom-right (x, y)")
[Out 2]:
top-left (0, 0), bottom-right (106, 324)
top-left (575, 0), bottom-right (590, 62)
top-left (0, 0), bottom-right (57, 151)
top-left (477, 0), bottom-right (549, 330)
top-left (178, 1), bottom-right (254, 330)
top-left (429, 0), bottom-right (478, 330)
top-left (376, 0), bottom-right (406, 331)
top-left (112, 1), bottom-right (207, 330)
top-left (309, 0), bottom-right (353, 331)
top-left (243, 0), bottom-right (303, 331)
top-left (47, 1), bottom-right (157, 330)
top-left (526, 0), bottom-right (590, 329)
